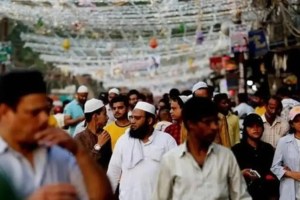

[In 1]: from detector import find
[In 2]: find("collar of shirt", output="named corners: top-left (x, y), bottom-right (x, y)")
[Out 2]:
top-left (0, 137), bottom-right (8, 154)
top-left (143, 130), bottom-right (158, 145)
top-left (261, 114), bottom-right (281, 126)
top-left (177, 141), bottom-right (215, 158)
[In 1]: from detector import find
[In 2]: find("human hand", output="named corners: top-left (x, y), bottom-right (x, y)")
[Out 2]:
top-left (35, 127), bottom-right (78, 155)
top-left (97, 130), bottom-right (111, 147)
top-left (27, 184), bottom-right (77, 200)
top-left (242, 169), bottom-right (260, 180)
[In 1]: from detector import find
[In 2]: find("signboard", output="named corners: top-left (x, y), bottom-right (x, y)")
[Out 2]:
top-left (230, 24), bottom-right (249, 53)
top-left (248, 30), bottom-right (268, 57)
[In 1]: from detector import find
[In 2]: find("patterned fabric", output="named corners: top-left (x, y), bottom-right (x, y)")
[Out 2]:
top-left (260, 114), bottom-right (290, 148)
top-left (165, 123), bottom-right (181, 145)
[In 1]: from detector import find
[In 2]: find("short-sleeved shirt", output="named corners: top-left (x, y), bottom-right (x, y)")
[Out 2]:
top-left (0, 137), bottom-right (87, 200)
top-left (64, 99), bottom-right (84, 135)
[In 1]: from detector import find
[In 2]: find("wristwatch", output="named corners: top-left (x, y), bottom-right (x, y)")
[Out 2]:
top-left (94, 144), bottom-right (102, 151)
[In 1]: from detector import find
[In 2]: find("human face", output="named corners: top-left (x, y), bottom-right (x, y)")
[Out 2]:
top-left (108, 93), bottom-right (117, 103)
top-left (194, 89), bottom-right (209, 98)
top-left (129, 109), bottom-right (150, 139)
top-left (265, 98), bottom-right (280, 119)
top-left (218, 99), bottom-right (229, 114)
top-left (187, 115), bottom-right (219, 146)
top-left (77, 92), bottom-right (88, 105)
top-left (170, 100), bottom-right (182, 121)
top-left (112, 102), bottom-right (128, 120)
top-left (2, 94), bottom-right (49, 144)
top-left (95, 108), bottom-right (108, 132)
top-left (129, 94), bottom-right (138, 108)
top-left (246, 124), bottom-right (263, 140)
top-left (292, 115), bottom-right (300, 133)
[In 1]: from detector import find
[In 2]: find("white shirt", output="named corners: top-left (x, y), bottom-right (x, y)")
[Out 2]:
top-left (152, 142), bottom-right (251, 200)
top-left (107, 130), bottom-right (177, 200)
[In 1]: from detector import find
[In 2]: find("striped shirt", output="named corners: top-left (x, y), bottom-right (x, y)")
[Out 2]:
top-left (260, 114), bottom-right (289, 148)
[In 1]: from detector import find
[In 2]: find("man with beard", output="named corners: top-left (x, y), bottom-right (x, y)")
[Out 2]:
top-left (64, 85), bottom-right (88, 136)
top-left (0, 70), bottom-right (113, 200)
top-left (107, 101), bottom-right (177, 200)
top-left (104, 95), bottom-right (131, 151)
top-left (153, 97), bottom-right (250, 200)
top-left (74, 98), bottom-right (112, 170)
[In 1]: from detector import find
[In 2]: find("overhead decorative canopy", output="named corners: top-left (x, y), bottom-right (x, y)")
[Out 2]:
top-left (1, 0), bottom-right (299, 93)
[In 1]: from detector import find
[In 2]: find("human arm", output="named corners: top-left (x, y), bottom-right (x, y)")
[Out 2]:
top-left (271, 138), bottom-right (287, 180)
top-left (228, 152), bottom-right (251, 200)
top-left (64, 114), bottom-right (85, 127)
top-left (152, 155), bottom-right (174, 200)
top-left (35, 127), bottom-right (113, 200)
top-left (106, 138), bottom-right (123, 193)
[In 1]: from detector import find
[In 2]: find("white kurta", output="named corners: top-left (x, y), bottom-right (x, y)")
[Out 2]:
top-left (107, 130), bottom-right (177, 200)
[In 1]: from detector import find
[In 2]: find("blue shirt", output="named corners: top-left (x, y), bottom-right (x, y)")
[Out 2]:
top-left (0, 137), bottom-right (88, 200)
top-left (64, 99), bottom-right (84, 135)
top-left (271, 134), bottom-right (300, 200)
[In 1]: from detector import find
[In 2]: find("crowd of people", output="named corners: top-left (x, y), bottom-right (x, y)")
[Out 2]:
top-left (1, 69), bottom-right (300, 200)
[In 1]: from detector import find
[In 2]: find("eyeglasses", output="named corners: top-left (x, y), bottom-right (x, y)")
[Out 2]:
top-left (129, 115), bottom-right (146, 121)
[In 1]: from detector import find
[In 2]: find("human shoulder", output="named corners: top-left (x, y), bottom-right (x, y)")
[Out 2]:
top-left (49, 145), bottom-right (76, 163)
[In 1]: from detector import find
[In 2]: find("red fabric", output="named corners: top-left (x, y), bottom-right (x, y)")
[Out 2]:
top-left (165, 123), bottom-right (181, 145)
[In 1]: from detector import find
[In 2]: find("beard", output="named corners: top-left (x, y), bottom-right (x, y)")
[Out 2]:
top-left (129, 123), bottom-right (149, 140)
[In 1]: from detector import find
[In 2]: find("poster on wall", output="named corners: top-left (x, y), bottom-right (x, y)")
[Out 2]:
top-left (230, 24), bottom-right (249, 53)
top-left (248, 30), bottom-right (269, 57)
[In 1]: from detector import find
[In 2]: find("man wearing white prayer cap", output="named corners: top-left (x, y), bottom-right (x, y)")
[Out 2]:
top-left (107, 101), bottom-right (177, 200)
top-left (192, 81), bottom-right (210, 98)
top-left (75, 98), bottom-right (112, 170)
top-left (64, 85), bottom-right (89, 136)
top-left (106, 88), bottom-right (120, 124)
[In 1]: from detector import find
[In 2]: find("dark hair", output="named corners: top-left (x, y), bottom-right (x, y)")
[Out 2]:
top-left (169, 88), bottom-right (180, 98)
top-left (237, 93), bottom-right (248, 103)
top-left (128, 89), bottom-right (140, 97)
top-left (0, 70), bottom-right (46, 110)
top-left (182, 97), bottom-right (218, 130)
top-left (85, 107), bottom-right (105, 123)
top-left (138, 93), bottom-right (146, 101)
top-left (98, 92), bottom-right (108, 105)
top-left (158, 98), bottom-right (170, 110)
top-left (213, 93), bottom-right (228, 105)
top-left (110, 95), bottom-right (129, 107)
top-left (170, 96), bottom-right (185, 109)
top-left (181, 90), bottom-right (192, 96)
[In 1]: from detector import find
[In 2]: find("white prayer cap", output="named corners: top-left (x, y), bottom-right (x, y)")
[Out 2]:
top-left (134, 101), bottom-right (155, 115)
top-left (192, 81), bottom-right (208, 93)
top-left (108, 88), bottom-right (120, 95)
top-left (77, 85), bottom-right (88, 93)
top-left (84, 98), bottom-right (104, 113)
top-left (179, 95), bottom-right (190, 104)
